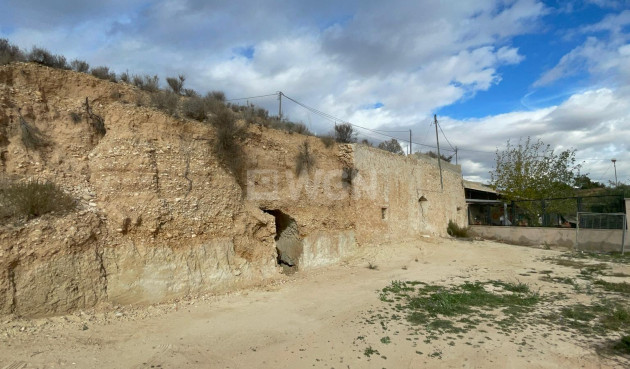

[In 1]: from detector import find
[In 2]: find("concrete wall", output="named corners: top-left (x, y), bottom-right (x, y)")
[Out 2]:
top-left (470, 225), bottom-right (625, 252)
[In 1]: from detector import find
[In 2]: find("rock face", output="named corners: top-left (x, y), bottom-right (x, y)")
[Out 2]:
top-left (0, 63), bottom-right (467, 317)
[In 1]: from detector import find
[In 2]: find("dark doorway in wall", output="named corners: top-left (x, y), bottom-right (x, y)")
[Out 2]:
top-left (262, 209), bottom-right (302, 274)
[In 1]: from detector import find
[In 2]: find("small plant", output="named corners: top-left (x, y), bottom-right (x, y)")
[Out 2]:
top-left (334, 123), bottom-right (356, 143)
top-left (342, 167), bottom-right (358, 186)
top-left (90, 66), bottom-right (117, 82)
top-left (70, 59), bottom-right (89, 73)
top-left (363, 346), bottom-right (379, 357)
top-left (84, 98), bottom-right (106, 136)
top-left (295, 140), bottom-right (316, 175)
top-left (166, 74), bottom-right (186, 94)
top-left (447, 220), bottom-right (469, 238)
top-left (150, 90), bottom-right (179, 116)
top-left (380, 336), bottom-right (391, 344)
top-left (0, 179), bottom-right (76, 221)
top-left (19, 114), bottom-right (49, 149)
top-left (28, 47), bottom-right (69, 69)
top-left (69, 111), bottom-right (82, 123)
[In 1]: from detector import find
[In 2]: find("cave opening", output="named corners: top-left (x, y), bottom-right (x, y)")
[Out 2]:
top-left (262, 209), bottom-right (302, 274)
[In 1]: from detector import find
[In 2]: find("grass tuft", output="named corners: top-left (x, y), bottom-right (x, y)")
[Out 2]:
top-left (447, 220), bottom-right (469, 238)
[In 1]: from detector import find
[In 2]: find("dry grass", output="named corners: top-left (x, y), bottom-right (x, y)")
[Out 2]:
top-left (0, 179), bottom-right (76, 222)
top-left (295, 140), bottom-right (316, 175)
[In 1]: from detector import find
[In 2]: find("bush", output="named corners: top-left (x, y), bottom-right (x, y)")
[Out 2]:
top-left (19, 115), bottom-right (49, 149)
top-left (90, 66), bottom-right (117, 82)
top-left (183, 88), bottom-right (198, 97)
top-left (166, 74), bottom-right (185, 94)
top-left (182, 96), bottom-right (208, 121)
top-left (132, 74), bottom-right (160, 92)
top-left (28, 47), bottom-right (69, 69)
top-left (209, 90), bottom-right (226, 102)
top-left (204, 92), bottom-right (226, 115)
top-left (0, 38), bottom-right (25, 65)
top-left (212, 108), bottom-right (247, 187)
top-left (0, 179), bottom-right (76, 221)
top-left (119, 71), bottom-right (130, 83)
top-left (319, 135), bottom-right (335, 148)
top-left (182, 93), bottom-right (227, 121)
top-left (295, 140), bottom-right (316, 175)
top-left (425, 151), bottom-right (453, 162)
top-left (70, 59), bottom-right (89, 73)
top-left (447, 220), bottom-right (469, 238)
top-left (378, 138), bottom-right (404, 155)
top-left (335, 123), bottom-right (356, 143)
top-left (151, 91), bottom-right (179, 116)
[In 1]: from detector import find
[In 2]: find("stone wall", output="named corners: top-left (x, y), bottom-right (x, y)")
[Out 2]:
top-left (352, 145), bottom-right (467, 244)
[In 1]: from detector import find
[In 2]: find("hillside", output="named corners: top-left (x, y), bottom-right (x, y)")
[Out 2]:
top-left (0, 62), bottom-right (466, 317)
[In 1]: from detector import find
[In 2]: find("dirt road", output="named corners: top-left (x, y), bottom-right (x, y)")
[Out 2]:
top-left (1, 237), bottom-right (628, 368)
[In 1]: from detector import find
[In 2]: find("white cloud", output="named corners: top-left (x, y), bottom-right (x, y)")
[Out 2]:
top-left (438, 87), bottom-right (630, 184)
top-left (3, 0), bottom-right (628, 186)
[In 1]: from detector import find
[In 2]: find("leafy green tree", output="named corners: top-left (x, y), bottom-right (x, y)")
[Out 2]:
top-left (377, 139), bottom-right (404, 155)
top-left (490, 137), bottom-right (580, 200)
top-left (490, 137), bottom-right (581, 225)
top-left (575, 174), bottom-right (605, 189)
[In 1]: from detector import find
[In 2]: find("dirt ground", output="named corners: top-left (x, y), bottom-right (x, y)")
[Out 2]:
top-left (1, 237), bottom-right (629, 369)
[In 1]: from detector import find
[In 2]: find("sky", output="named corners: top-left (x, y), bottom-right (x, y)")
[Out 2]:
top-left (1, 0), bottom-right (629, 184)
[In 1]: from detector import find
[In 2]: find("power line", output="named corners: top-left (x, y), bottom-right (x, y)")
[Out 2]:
top-left (281, 93), bottom-right (455, 152)
top-left (437, 120), bottom-right (456, 152)
top-left (225, 93), bottom-right (278, 102)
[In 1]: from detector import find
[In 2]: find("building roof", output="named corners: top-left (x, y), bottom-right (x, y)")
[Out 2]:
top-left (463, 180), bottom-right (498, 194)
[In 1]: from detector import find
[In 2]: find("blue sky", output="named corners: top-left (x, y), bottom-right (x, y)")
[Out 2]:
top-left (1, 0), bottom-right (629, 183)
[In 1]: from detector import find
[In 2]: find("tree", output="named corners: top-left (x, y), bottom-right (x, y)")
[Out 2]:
top-left (377, 139), bottom-right (404, 155)
top-left (490, 137), bottom-right (580, 226)
top-left (334, 123), bottom-right (356, 143)
top-left (574, 174), bottom-right (604, 189)
top-left (490, 137), bottom-right (580, 201)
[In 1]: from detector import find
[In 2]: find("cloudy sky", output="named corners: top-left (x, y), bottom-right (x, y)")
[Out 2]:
top-left (1, 0), bottom-right (629, 184)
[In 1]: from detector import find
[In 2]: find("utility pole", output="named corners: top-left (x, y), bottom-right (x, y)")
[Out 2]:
top-left (455, 146), bottom-right (458, 165)
top-left (278, 91), bottom-right (283, 121)
top-left (434, 114), bottom-right (444, 190)
top-left (612, 159), bottom-right (618, 187)
top-left (409, 129), bottom-right (412, 155)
